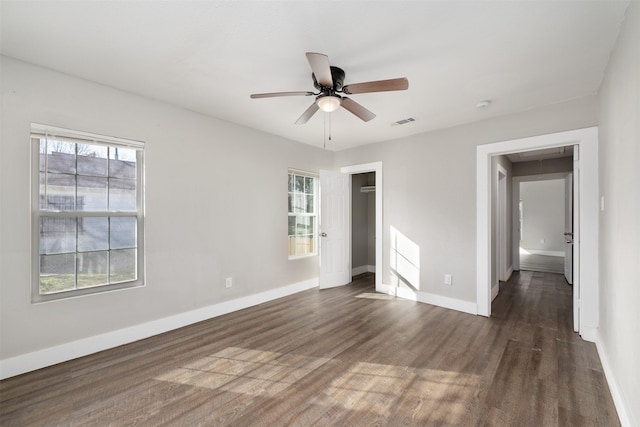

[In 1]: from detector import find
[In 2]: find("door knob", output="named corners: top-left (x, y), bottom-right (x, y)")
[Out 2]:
top-left (320, 232), bottom-right (327, 237)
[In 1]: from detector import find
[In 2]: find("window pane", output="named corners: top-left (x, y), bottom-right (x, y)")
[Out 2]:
top-left (296, 215), bottom-right (315, 235)
top-left (294, 175), bottom-right (304, 192)
top-left (41, 173), bottom-right (76, 211)
top-left (288, 236), bottom-right (296, 257)
top-left (288, 192), bottom-right (293, 213)
top-left (78, 217), bottom-right (109, 252)
top-left (293, 194), bottom-right (305, 213)
top-left (77, 144), bottom-right (108, 176)
top-left (44, 140), bottom-right (76, 174)
top-left (110, 248), bottom-right (136, 283)
top-left (40, 217), bottom-right (76, 254)
top-left (303, 235), bottom-right (315, 256)
top-left (292, 235), bottom-right (315, 257)
top-left (77, 176), bottom-right (108, 211)
top-left (110, 217), bottom-right (136, 249)
top-left (40, 253), bottom-right (76, 294)
top-left (306, 195), bottom-right (314, 213)
top-left (109, 178), bottom-right (136, 211)
top-left (77, 251), bottom-right (108, 288)
top-left (288, 174), bottom-right (294, 192)
top-left (109, 148), bottom-right (137, 179)
top-left (288, 216), bottom-right (296, 236)
top-left (305, 177), bottom-right (314, 194)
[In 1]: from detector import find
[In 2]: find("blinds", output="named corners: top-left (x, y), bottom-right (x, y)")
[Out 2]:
top-left (288, 168), bottom-right (319, 178)
top-left (31, 123), bottom-right (144, 150)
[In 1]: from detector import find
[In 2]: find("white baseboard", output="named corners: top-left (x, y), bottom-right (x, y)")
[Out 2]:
top-left (521, 249), bottom-right (564, 257)
top-left (596, 333), bottom-right (634, 427)
top-left (505, 266), bottom-right (513, 281)
top-left (0, 278), bottom-right (319, 380)
top-left (579, 325), bottom-right (598, 343)
top-left (376, 283), bottom-right (477, 315)
top-left (352, 265), bottom-right (375, 276)
top-left (491, 283), bottom-right (499, 301)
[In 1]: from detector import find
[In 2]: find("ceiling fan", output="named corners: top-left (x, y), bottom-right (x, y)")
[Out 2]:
top-left (250, 52), bottom-right (409, 124)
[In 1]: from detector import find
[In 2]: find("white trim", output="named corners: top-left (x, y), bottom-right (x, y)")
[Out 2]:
top-left (31, 122), bottom-right (144, 149)
top-left (352, 265), bottom-right (375, 276)
top-left (491, 283), bottom-right (500, 301)
top-left (477, 127), bottom-right (598, 330)
top-left (0, 278), bottom-right (318, 380)
top-left (596, 334), bottom-right (633, 427)
top-left (497, 163), bottom-right (508, 283)
top-left (340, 162), bottom-right (382, 291)
top-left (505, 266), bottom-right (513, 280)
top-left (579, 325), bottom-right (597, 343)
top-left (377, 283), bottom-right (477, 315)
top-left (521, 249), bottom-right (565, 257)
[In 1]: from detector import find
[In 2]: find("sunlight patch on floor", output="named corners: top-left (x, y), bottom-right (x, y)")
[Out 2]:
top-left (155, 346), bottom-right (330, 397)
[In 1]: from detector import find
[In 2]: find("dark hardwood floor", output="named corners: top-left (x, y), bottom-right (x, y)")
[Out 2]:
top-left (0, 271), bottom-right (619, 426)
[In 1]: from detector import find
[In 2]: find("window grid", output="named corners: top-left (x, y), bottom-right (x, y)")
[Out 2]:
top-left (32, 127), bottom-right (144, 302)
top-left (288, 171), bottom-right (318, 259)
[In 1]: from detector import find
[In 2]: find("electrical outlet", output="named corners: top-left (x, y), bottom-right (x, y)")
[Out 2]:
top-left (225, 277), bottom-right (233, 288)
top-left (444, 274), bottom-right (452, 286)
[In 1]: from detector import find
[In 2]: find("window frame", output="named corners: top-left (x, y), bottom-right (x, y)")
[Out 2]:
top-left (287, 169), bottom-right (318, 260)
top-left (31, 123), bottom-right (145, 302)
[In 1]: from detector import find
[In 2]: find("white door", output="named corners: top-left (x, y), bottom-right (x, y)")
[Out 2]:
top-left (564, 173), bottom-right (573, 285)
top-left (572, 147), bottom-right (581, 333)
top-left (319, 170), bottom-right (351, 289)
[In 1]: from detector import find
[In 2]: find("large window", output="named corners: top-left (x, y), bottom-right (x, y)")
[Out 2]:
top-left (31, 124), bottom-right (144, 301)
top-left (288, 169), bottom-right (317, 258)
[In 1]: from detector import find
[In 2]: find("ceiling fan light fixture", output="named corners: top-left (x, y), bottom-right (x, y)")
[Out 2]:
top-left (316, 95), bottom-right (342, 112)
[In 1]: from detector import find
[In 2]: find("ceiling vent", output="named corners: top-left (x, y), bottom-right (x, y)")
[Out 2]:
top-left (394, 117), bottom-right (416, 125)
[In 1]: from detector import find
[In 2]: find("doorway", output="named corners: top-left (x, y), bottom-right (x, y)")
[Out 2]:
top-left (476, 127), bottom-right (598, 342)
top-left (351, 172), bottom-right (376, 278)
top-left (340, 162), bottom-right (383, 290)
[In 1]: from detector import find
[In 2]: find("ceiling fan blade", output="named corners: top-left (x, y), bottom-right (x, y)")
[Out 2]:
top-left (341, 97), bottom-right (376, 122)
top-left (306, 52), bottom-right (333, 87)
top-left (250, 91), bottom-right (314, 99)
top-left (343, 77), bottom-right (409, 95)
top-left (295, 102), bottom-right (320, 124)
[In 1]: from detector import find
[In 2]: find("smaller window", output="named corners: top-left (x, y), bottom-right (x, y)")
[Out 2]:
top-left (288, 169), bottom-right (318, 258)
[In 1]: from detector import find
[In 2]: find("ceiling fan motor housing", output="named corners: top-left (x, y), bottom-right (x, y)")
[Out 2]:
top-left (313, 66), bottom-right (345, 92)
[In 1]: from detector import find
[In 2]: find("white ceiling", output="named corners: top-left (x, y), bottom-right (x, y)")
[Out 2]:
top-left (0, 1), bottom-right (629, 151)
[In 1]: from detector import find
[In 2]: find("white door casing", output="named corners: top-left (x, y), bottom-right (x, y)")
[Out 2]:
top-left (564, 172), bottom-right (574, 285)
top-left (477, 127), bottom-right (598, 342)
top-left (319, 170), bottom-right (351, 289)
top-left (497, 164), bottom-right (508, 283)
top-left (572, 147), bottom-right (581, 333)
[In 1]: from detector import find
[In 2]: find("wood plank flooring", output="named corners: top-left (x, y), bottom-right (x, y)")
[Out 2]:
top-left (0, 272), bottom-right (619, 426)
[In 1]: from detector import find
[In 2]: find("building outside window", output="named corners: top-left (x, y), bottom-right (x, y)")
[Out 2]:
top-left (32, 124), bottom-right (144, 302)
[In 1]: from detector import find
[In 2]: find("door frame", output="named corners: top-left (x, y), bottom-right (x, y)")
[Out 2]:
top-left (476, 127), bottom-right (599, 342)
top-left (340, 162), bottom-right (382, 290)
top-left (497, 164), bottom-right (508, 284)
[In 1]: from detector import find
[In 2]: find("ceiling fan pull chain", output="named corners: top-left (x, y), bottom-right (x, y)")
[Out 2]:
top-left (323, 112), bottom-right (327, 149)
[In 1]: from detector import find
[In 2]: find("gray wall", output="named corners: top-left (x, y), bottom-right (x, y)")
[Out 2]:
top-left (520, 179), bottom-right (565, 253)
top-left (0, 57), bottom-right (333, 360)
top-left (597, 1), bottom-right (640, 424)
top-left (335, 96), bottom-right (597, 302)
